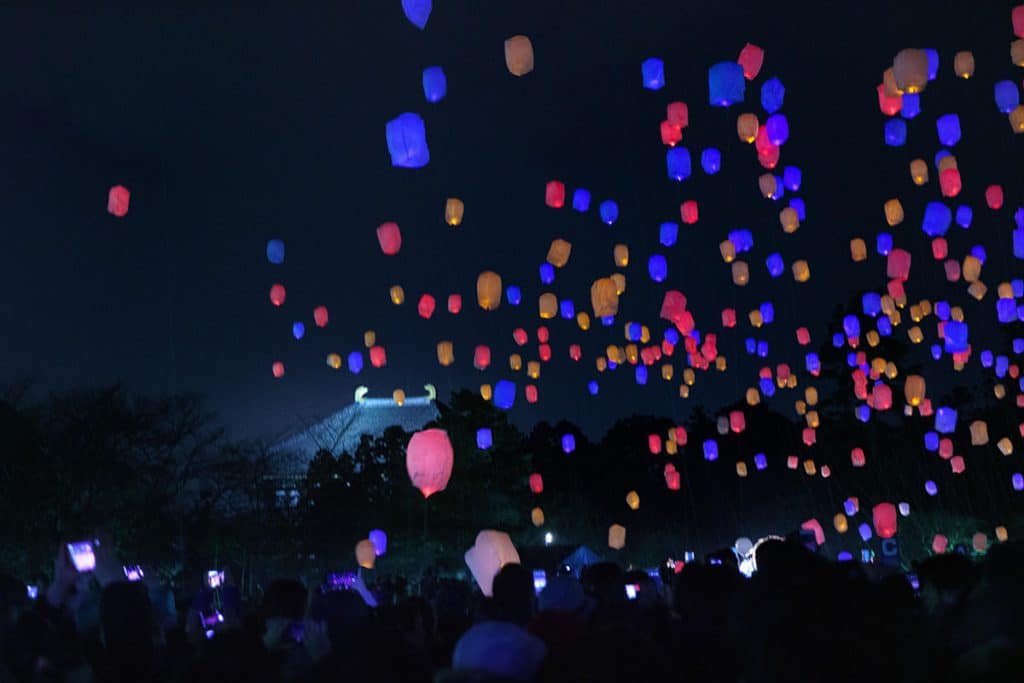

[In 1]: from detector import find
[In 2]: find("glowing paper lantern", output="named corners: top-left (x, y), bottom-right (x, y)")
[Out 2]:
top-left (701, 148), bottom-right (721, 174)
top-left (666, 147), bottom-right (692, 181)
top-left (505, 35), bottom-right (534, 76)
top-left (494, 380), bottom-right (516, 410)
top-left (936, 114), bottom-right (961, 146)
top-left (608, 524), bottom-right (626, 550)
top-left (893, 49), bottom-right (928, 93)
top-left (709, 62), bottom-right (745, 107)
top-left (546, 239), bottom-right (572, 268)
top-left (417, 294), bottom-right (436, 319)
top-left (737, 43), bottom-right (764, 79)
top-left (266, 239), bottom-right (285, 264)
top-left (369, 529), bottom-right (387, 556)
top-left (648, 255), bottom-right (667, 282)
top-left (269, 284), bottom-right (287, 307)
top-left (390, 285), bottom-right (405, 305)
top-left (422, 66), bottom-right (447, 102)
top-left (953, 51), bottom-right (974, 78)
top-left (464, 530), bottom-right (520, 597)
top-left (107, 185), bottom-right (130, 217)
top-left (326, 353), bottom-right (342, 369)
top-left (970, 420), bottom-right (989, 445)
top-left (599, 200), bottom-right (619, 224)
top-left (355, 540), bottom-right (376, 569)
top-left (800, 519), bottom-right (825, 546)
top-left (531, 508), bottom-right (544, 527)
top-left (477, 271), bottom-right (502, 310)
top-left (591, 278), bottom-right (619, 318)
top-left (436, 341), bottom-right (454, 367)
top-left (406, 429), bottom-right (454, 498)
top-left (529, 473), bottom-right (543, 494)
top-left (732, 261), bottom-right (750, 286)
top-left (385, 113), bottom-right (430, 168)
top-left (401, 0), bottom-right (431, 29)
top-left (932, 535), bottom-right (948, 554)
top-left (376, 222), bottom-right (402, 255)
top-left (761, 77), bottom-right (784, 113)
top-left (445, 198), bottom-right (465, 226)
top-left (994, 81), bottom-right (1019, 114)
top-left (561, 433), bottom-right (575, 453)
top-left (272, 361), bottom-right (285, 378)
top-left (680, 200), bottom-right (699, 224)
top-left (737, 113), bottom-right (759, 142)
top-left (625, 491), bottom-right (639, 510)
top-left (313, 306), bottom-right (329, 328)
top-left (872, 503), bottom-right (898, 539)
top-left (834, 514), bottom-right (849, 533)
top-left (289, 322), bottom-right (303, 341)
top-left (791, 260), bottom-right (810, 283)
top-left (641, 57), bottom-right (665, 90)
top-left (972, 533), bottom-right (987, 553)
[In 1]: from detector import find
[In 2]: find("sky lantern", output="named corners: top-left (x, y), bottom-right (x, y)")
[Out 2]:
top-left (709, 61), bottom-right (745, 106)
top-left (476, 271), bottom-right (502, 310)
top-left (701, 148), bottom-right (722, 174)
top-left (850, 238), bottom-right (867, 261)
top-left (369, 345), bottom-right (387, 368)
top-left (547, 239), bottom-right (572, 267)
top-left (872, 503), bottom-right (898, 538)
top-left (266, 239), bottom-right (285, 264)
top-left (641, 57), bottom-right (665, 90)
top-left (436, 341), bottom-right (454, 366)
top-left (877, 84), bottom-right (902, 116)
top-left (1012, 40), bottom-right (1024, 66)
top-left (447, 294), bottom-right (462, 314)
top-left (660, 120), bottom-right (682, 146)
top-left (538, 293), bottom-right (558, 319)
top-left (292, 322), bottom-right (305, 340)
top-left (737, 113), bottom-right (759, 142)
top-left (893, 49), bottom-right (928, 93)
top-left (1010, 105), bottom-right (1024, 132)
top-left (680, 200), bottom-right (699, 224)
top-left (505, 35), bottom-right (534, 76)
top-left (910, 159), bottom-right (929, 185)
top-left (834, 514), bottom-right (849, 533)
top-left (1015, 5), bottom-right (1024, 38)
top-left (385, 113), bottom-right (430, 168)
top-left (389, 285), bottom-right (405, 305)
top-left (364, 330), bottom-right (376, 348)
top-left (494, 380), bottom-right (516, 410)
top-left (347, 351), bottom-right (363, 374)
top-left (445, 198), bottom-right (464, 226)
top-left (665, 466), bottom-right (680, 490)
top-left (271, 361), bottom-right (285, 378)
top-left (666, 147), bottom-right (692, 181)
top-left (791, 260), bottom-right (810, 283)
top-left (737, 43), bottom-right (764, 80)
top-left (648, 254), bottom-right (668, 282)
top-left (355, 539), bottom-right (376, 569)
top-left (406, 429), bottom-right (454, 498)
top-left (953, 51), bottom-right (974, 78)
top-left (732, 261), bottom-right (750, 286)
top-left (599, 200), bottom-right (619, 225)
top-left (531, 508), bottom-right (544, 527)
top-left (529, 473), bottom-right (543, 494)
top-left (313, 306), bottom-right (329, 328)
top-left (936, 114), bottom-right (962, 146)
top-left (417, 294), bottom-right (436, 319)
top-left (422, 66), bottom-right (446, 102)
top-left (376, 222), bottom-right (402, 255)
top-left (476, 428), bottom-right (492, 450)
top-left (107, 185), bottom-right (130, 217)
top-left (800, 519), bottom-right (825, 546)
top-left (401, 0), bottom-right (430, 29)
top-left (369, 529), bottom-right (387, 556)
top-left (994, 81), bottom-right (1019, 114)
top-left (970, 420), bottom-right (989, 445)
top-left (465, 531), bottom-right (520, 597)
top-left (326, 353), bottom-right (342, 370)
top-left (473, 345), bottom-right (491, 370)
top-left (608, 524), bottom-right (626, 550)
top-left (851, 447), bottom-right (866, 467)
top-left (625, 491), bottom-right (640, 510)
top-left (972, 532), bottom-right (988, 553)
top-left (269, 284), bottom-right (286, 307)
top-left (884, 199), bottom-right (904, 226)
top-left (591, 278), bottom-right (619, 318)
top-left (545, 181), bottom-right (565, 208)
top-left (932, 534), bottom-right (949, 554)
top-left (761, 77), bottom-right (785, 113)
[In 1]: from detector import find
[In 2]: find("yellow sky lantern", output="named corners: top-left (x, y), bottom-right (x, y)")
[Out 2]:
top-left (661, 364), bottom-right (674, 381)
top-left (505, 35), bottom-right (534, 76)
top-left (390, 285), bottom-right (405, 305)
top-left (803, 459), bottom-right (816, 476)
top-left (736, 462), bottom-right (748, 478)
top-left (792, 260), bottom-right (810, 282)
top-left (749, 309), bottom-right (763, 327)
top-left (683, 368), bottom-right (696, 386)
top-left (720, 240), bottom-right (737, 263)
top-left (737, 113), bottom-right (758, 142)
top-left (626, 490), bottom-right (640, 510)
top-left (1011, 105), bottom-right (1024, 133)
top-left (884, 199), bottom-right (904, 226)
top-left (850, 238), bottom-right (867, 262)
top-left (746, 387), bottom-right (760, 405)
top-left (882, 67), bottom-right (902, 97)
top-left (910, 158), bottom-right (929, 185)
top-left (356, 539), bottom-right (376, 569)
top-left (480, 384), bottom-right (493, 401)
top-left (937, 154), bottom-right (957, 172)
top-left (577, 311), bottom-right (591, 331)
top-left (893, 48), bottom-right (928, 93)
top-left (732, 260), bottom-right (750, 286)
top-left (967, 281), bottom-right (987, 301)
top-left (795, 400), bottom-right (807, 416)
top-left (953, 51), bottom-right (975, 78)
top-left (758, 173), bottom-right (776, 198)
top-left (527, 360), bottom-right (540, 379)
top-left (613, 244), bottom-right (630, 267)
top-left (596, 356), bottom-right (607, 372)
top-left (547, 239), bottom-right (572, 268)
top-left (476, 271), bottom-right (502, 310)
top-left (834, 513), bottom-right (849, 533)
top-left (1012, 39), bottom-right (1024, 67)
top-left (611, 272), bottom-right (626, 295)
top-left (805, 387), bottom-right (818, 406)
top-left (997, 437), bottom-right (1013, 455)
top-left (591, 278), bottom-right (619, 317)
top-left (538, 292), bottom-right (558, 319)
top-left (392, 389), bottom-right (406, 406)
top-left (509, 353), bottom-right (522, 371)
top-left (970, 420), bottom-right (989, 446)
top-left (436, 341), bottom-right (454, 367)
top-left (779, 207), bottom-right (799, 233)
top-left (994, 384), bottom-right (1006, 400)
top-left (608, 524), bottom-right (626, 550)
top-left (531, 507), bottom-right (545, 527)
top-left (445, 197), bottom-right (464, 226)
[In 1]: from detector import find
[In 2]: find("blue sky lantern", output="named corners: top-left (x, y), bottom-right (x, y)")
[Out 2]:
top-left (561, 433), bottom-right (576, 453)
top-left (843, 498), bottom-right (858, 516)
top-left (266, 239), bottom-right (285, 264)
top-left (759, 301), bottom-right (775, 324)
top-left (627, 322), bottom-right (643, 341)
top-left (756, 340), bottom-right (769, 358)
top-left (666, 147), bottom-right (692, 181)
top-left (560, 299), bottom-right (575, 319)
top-left (1013, 280), bottom-right (1023, 297)
top-left (995, 355), bottom-right (1009, 377)
top-left (476, 428), bottom-right (493, 450)
top-left (729, 228), bottom-right (754, 252)
top-left (506, 285), bottom-right (522, 306)
top-left (832, 332), bottom-right (844, 348)
top-left (997, 298), bottom-right (1017, 323)
top-left (805, 352), bottom-right (820, 374)
top-left (935, 301), bottom-right (950, 320)
top-left (862, 292), bottom-right (882, 317)
top-left (843, 314), bottom-right (860, 338)
top-left (765, 114), bottom-right (789, 145)
top-left (701, 148), bottom-right (721, 174)
top-left (900, 93), bottom-right (921, 119)
top-left (759, 376), bottom-right (775, 397)
top-left (765, 252), bottom-right (784, 278)
top-left (994, 81), bottom-right (1019, 114)
top-left (587, 380), bottom-right (599, 395)
top-left (1015, 337), bottom-right (1024, 353)
top-left (924, 431), bottom-right (939, 451)
top-left (783, 166), bottom-right (801, 192)
top-left (664, 328), bottom-right (680, 345)
top-left (599, 200), bottom-right (619, 224)
top-left (876, 232), bottom-right (893, 255)
top-left (925, 480), bottom-right (938, 496)
top-left (607, 359), bottom-right (618, 370)
top-left (635, 365), bottom-right (648, 385)
top-left (641, 57), bottom-right (665, 90)
top-left (572, 188), bottom-right (591, 212)
top-left (494, 380), bottom-right (516, 410)
top-left (648, 254), bottom-right (668, 282)
top-left (969, 244), bottom-right (986, 264)
top-left (347, 351), bottom-right (363, 374)
top-left (754, 453), bottom-right (767, 470)
top-left (858, 523), bottom-right (873, 542)
top-left (922, 202), bottom-right (952, 237)
top-left (539, 262), bottom-right (555, 284)
top-left (929, 344), bottom-right (942, 360)
top-left (944, 320), bottom-right (968, 353)
top-left (877, 317), bottom-right (892, 336)
top-left (1013, 473), bottom-right (1024, 492)
top-left (292, 322), bottom-right (305, 340)
top-left (401, 0), bottom-right (431, 29)
top-left (703, 439), bottom-right (718, 461)
top-left (659, 222), bottom-right (678, 247)
top-left (789, 198), bottom-right (806, 221)
top-left (884, 118), bottom-right (907, 146)
top-left (385, 113), bottom-right (430, 168)
top-left (761, 77), bottom-right (784, 113)
top-left (745, 337), bottom-right (756, 354)
top-left (1015, 227), bottom-right (1024, 259)
top-left (925, 48), bottom-right (939, 80)
top-left (933, 149), bottom-right (951, 169)
top-left (601, 315), bottom-right (615, 326)
top-left (845, 352), bottom-right (858, 368)
top-left (935, 406), bottom-right (957, 434)
top-left (936, 113), bottom-right (961, 146)
top-left (422, 66), bottom-right (447, 103)
top-left (855, 405), bottom-right (871, 423)
top-left (980, 350), bottom-right (994, 367)
top-left (955, 205), bottom-right (973, 228)
top-left (708, 61), bottom-right (745, 106)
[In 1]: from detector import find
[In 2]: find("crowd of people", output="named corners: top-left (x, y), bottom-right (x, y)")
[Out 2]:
top-left (1, 536), bottom-right (1022, 682)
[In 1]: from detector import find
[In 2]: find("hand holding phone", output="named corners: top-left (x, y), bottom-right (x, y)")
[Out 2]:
top-left (67, 541), bottom-right (97, 573)
top-left (206, 570), bottom-right (225, 589)
top-left (625, 584), bottom-right (639, 600)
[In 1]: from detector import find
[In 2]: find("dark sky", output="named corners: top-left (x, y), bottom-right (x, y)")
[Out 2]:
top-left (1, 1), bottom-right (1020, 442)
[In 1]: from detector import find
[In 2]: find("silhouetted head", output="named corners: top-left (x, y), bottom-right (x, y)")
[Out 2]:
top-left (491, 563), bottom-right (534, 626)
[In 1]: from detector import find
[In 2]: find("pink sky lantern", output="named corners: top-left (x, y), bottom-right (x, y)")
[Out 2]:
top-left (985, 185), bottom-right (1004, 209)
top-left (887, 278), bottom-right (906, 302)
top-left (932, 534), bottom-right (949, 554)
top-left (796, 327), bottom-right (811, 345)
top-left (887, 249), bottom-right (911, 281)
top-left (465, 530), bottom-right (520, 597)
top-left (1014, 5), bottom-right (1024, 38)
top-left (877, 84), bottom-right (902, 116)
top-left (545, 180), bottom-right (565, 208)
top-left (538, 344), bottom-right (551, 362)
top-left (447, 294), bottom-right (462, 314)
top-left (680, 200), bottom-right (699, 224)
top-left (873, 383), bottom-right (893, 411)
top-left (851, 447), bottom-right (866, 467)
top-left (376, 222), bottom-right (402, 255)
top-left (660, 120), bottom-right (682, 146)
top-left (722, 308), bottom-right (737, 328)
top-left (271, 361), bottom-right (285, 378)
top-left (513, 328), bottom-right (528, 346)
top-left (800, 519), bottom-right (825, 546)
top-left (939, 438), bottom-right (954, 460)
top-left (473, 345), bottom-right (491, 370)
top-left (569, 344), bottom-right (581, 361)
top-left (417, 294), bottom-right (436, 319)
top-left (107, 185), bottom-right (130, 217)
top-left (944, 259), bottom-right (961, 282)
top-left (729, 410), bottom-right (745, 433)
top-left (674, 426), bottom-right (687, 445)
top-left (406, 428), bottom-right (454, 498)
top-left (529, 473), bottom-right (544, 494)
top-left (737, 43), bottom-right (764, 80)
top-left (939, 168), bottom-right (961, 197)
top-left (313, 306), bottom-right (329, 328)
top-left (648, 433), bottom-right (662, 454)
top-left (665, 465), bottom-right (681, 490)
top-left (525, 385), bottom-right (538, 403)
top-left (787, 455), bottom-right (798, 469)
top-left (369, 345), bottom-right (387, 368)
top-left (269, 284), bottom-right (287, 307)
top-left (802, 427), bottom-right (816, 446)
top-left (931, 238), bottom-right (948, 260)
top-left (666, 101), bottom-right (688, 127)
top-left (660, 290), bottom-right (688, 329)
top-left (872, 503), bottom-right (898, 539)
top-left (972, 532), bottom-right (987, 553)
top-left (537, 326), bottom-right (550, 343)
top-left (950, 455), bottom-right (966, 474)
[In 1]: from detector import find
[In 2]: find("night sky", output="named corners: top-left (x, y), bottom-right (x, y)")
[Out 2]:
top-left (1, 1), bottom-right (1020, 442)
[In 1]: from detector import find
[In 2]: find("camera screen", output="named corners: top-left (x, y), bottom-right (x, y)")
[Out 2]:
top-left (67, 542), bottom-right (96, 573)
top-left (207, 570), bottom-right (225, 588)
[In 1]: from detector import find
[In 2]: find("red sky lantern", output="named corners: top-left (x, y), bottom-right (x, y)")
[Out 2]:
top-left (729, 410), bottom-right (745, 433)
top-left (666, 101), bottom-right (688, 128)
top-left (851, 447), bottom-right (866, 467)
top-left (545, 180), bottom-right (565, 208)
top-left (674, 426), bottom-right (687, 445)
top-left (680, 200), bottom-right (699, 224)
top-left (525, 384), bottom-right (538, 403)
top-left (985, 184), bottom-right (1003, 209)
top-left (107, 185), bottom-right (130, 217)
top-left (271, 361), bottom-right (285, 378)
top-left (447, 294), bottom-right (462, 314)
top-left (796, 327), bottom-right (811, 345)
top-left (369, 345), bottom-right (387, 368)
top-left (473, 345), bottom-right (491, 370)
top-left (313, 305), bottom-right (329, 327)
top-left (800, 519), bottom-right (825, 546)
top-left (660, 120), bottom-right (682, 146)
top-left (887, 249), bottom-right (912, 281)
top-left (536, 326), bottom-right (550, 343)
top-left (418, 294), bottom-right (436, 319)
top-left (538, 344), bottom-right (552, 362)
top-left (648, 433), bottom-right (662, 454)
top-left (931, 238), bottom-right (948, 260)
top-left (376, 221), bottom-right (402, 255)
top-left (529, 473), bottom-right (544, 494)
top-left (721, 308), bottom-right (737, 328)
top-left (877, 84), bottom-right (902, 116)
top-left (737, 43), bottom-right (764, 80)
top-left (665, 465), bottom-right (681, 490)
top-left (872, 502), bottom-right (898, 539)
top-left (569, 344), bottom-right (582, 361)
top-left (939, 168), bottom-right (962, 197)
top-left (932, 534), bottom-right (949, 554)
top-left (406, 429), bottom-right (454, 498)
top-left (513, 328), bottom-right (528, 346)
top-left (269, 284), bottom-right (287, 307)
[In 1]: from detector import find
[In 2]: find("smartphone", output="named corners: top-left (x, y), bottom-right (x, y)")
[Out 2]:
top-left (67, 541), bottom-right (97, 573)
top-left (683, 551), bottom-right (695, 563)
top-left (625, 584), bottom-right (640, 600)
top-left (27, 585), bottom-right (38, 600)
top-left (907, 573), bottom-right (920, 591)
top-left (532, 569), bottom-right (547, 594)
top-left (123, 565), bottom-right (144, 582)
top-left (206, 570), bottom-right (225, 589)
top-left (861, 549), bottom-right (874, 564)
